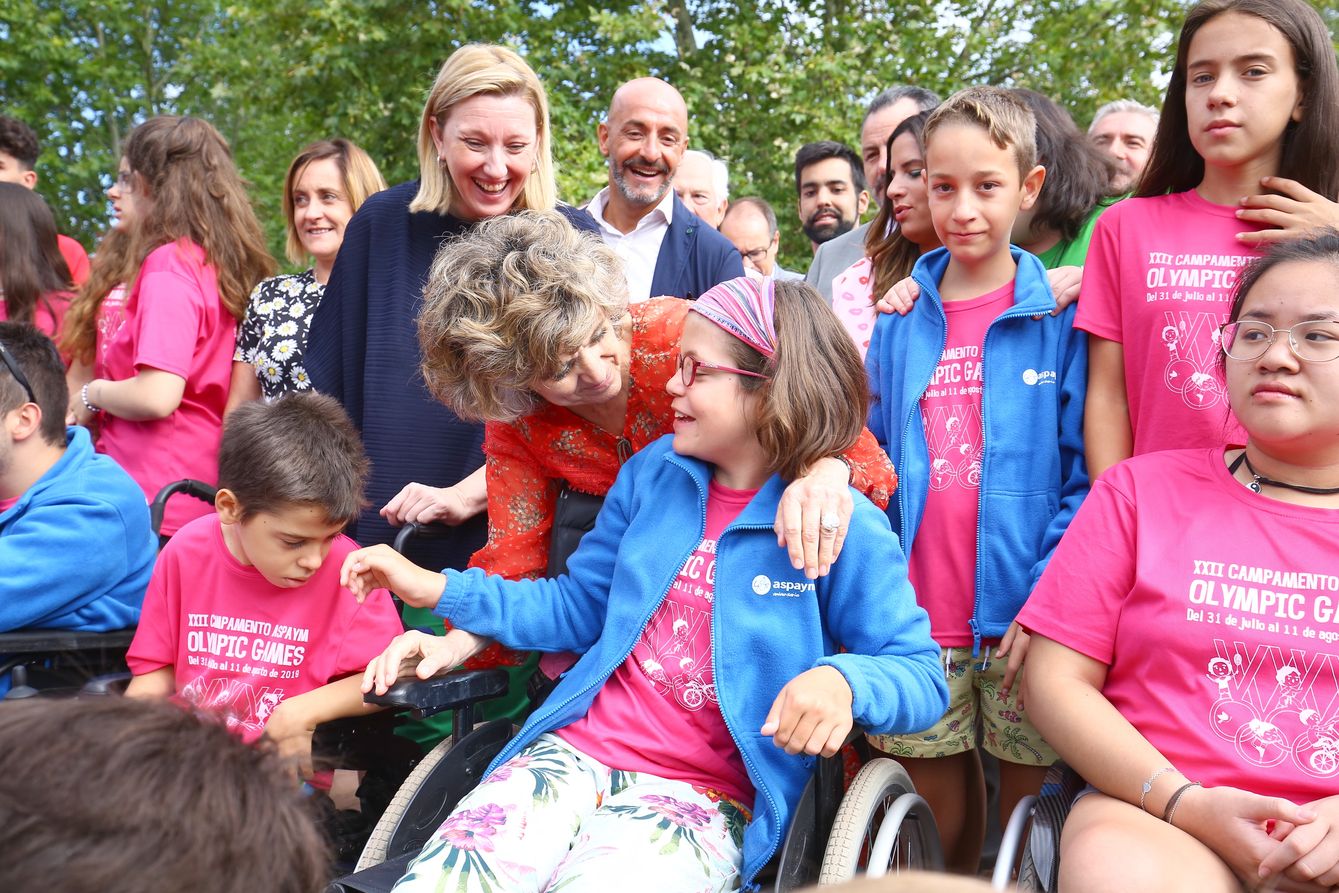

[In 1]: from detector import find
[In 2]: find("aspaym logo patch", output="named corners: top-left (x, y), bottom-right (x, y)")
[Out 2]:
top-left (1022, 368), bottom-right (1057, 386)
top-left (751, 574), bottom-right (814, 597)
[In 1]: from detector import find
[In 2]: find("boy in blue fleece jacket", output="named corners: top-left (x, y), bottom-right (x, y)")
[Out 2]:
top-left (864, 86), bottom-right (1089, 874)
top-left (0, 322), bottom-right (154, 633)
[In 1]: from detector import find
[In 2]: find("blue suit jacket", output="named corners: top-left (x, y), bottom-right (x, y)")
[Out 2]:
top-left (580, 192), bottom-right (744, 300)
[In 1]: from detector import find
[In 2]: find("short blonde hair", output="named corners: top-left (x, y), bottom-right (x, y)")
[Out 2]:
top-left (410, 44), bottom-right (556, 216)
top-left (924, 85), bottom-right (1038, 178)
top-left (417, 210), bottom-right (628, 422)
top-left (282, 139), bottom-right (387, 266)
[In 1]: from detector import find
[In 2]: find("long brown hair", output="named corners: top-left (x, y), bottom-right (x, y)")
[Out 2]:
top-left (0, 182), bottom-right (72, 328)
top-left (62, 116), bottom-right (274, 362)
top-left (866, 110), bottom-right (934, 302)
top-left (1137, 0), bottom-right (1339, 200)
top-left (724, 279), bottom-right (869, 481)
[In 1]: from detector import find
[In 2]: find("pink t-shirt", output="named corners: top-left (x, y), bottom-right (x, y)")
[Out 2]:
top-left (57, 234), bottom-right (90, 287)
top-left (0, 290), bottom-right (71, 340)
top-left (1075, 191), bottom-right (1258, 455)
top-left (127, 513), bottom-right (403, 743)
top-left (1019, 449), bottom-right (1339, 805)
top-left (95, 241), bottom-right (237, 535)
top-left (832, 257), bottom-right (877, 359)
top-left (910, 282), bottom-right (1014, 647)
top-left (96, 284), bottom-right (128, 366)
top-left (559, 480), bottom-right (756, 806)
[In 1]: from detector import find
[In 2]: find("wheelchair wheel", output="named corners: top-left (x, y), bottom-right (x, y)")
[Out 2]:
top-left (819, 758), bottom-right (943, 883)
top-left (355, 718), bottom-right (512, 871)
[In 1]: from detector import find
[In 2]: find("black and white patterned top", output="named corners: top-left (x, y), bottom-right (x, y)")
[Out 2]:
top-left (234, 270), bottom-right (324, 398)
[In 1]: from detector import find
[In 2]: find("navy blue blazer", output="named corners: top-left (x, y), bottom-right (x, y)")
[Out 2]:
top-left (580, 192), bottom-right (744, 300)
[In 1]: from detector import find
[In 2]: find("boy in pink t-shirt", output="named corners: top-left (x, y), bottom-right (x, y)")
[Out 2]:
top-left (127, 393), bottom-right (403, 778)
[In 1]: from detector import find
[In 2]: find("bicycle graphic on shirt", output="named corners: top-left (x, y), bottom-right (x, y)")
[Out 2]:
top-left (1161, 311), bottom-right (1226, 410)
top-left (1205, 650), bottom-right (1339, 779)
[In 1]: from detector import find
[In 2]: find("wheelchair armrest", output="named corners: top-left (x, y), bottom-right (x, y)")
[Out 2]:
top-left (363, 668), bottom-right (509, 719)
top-left (0, 627), bottom-right (137, 654)
top-left (81, 672), bottom-right (132, 695)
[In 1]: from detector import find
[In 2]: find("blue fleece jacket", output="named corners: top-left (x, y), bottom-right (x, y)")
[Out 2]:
top-left (0, 427), bottom-right (155, 631)
top-left (434, 436), bottom-right (947, 889)
top-left (866, 247), bottom-right (1089, 652)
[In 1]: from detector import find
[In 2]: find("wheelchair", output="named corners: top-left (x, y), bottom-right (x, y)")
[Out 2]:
top-left (990, 761), bottom-right (1085, 891)
top-left (325, 669), bottom-right (944, 892)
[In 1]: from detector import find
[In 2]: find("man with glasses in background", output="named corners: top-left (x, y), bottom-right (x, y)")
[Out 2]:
top-left (719, 197), bottom-right (803, 281)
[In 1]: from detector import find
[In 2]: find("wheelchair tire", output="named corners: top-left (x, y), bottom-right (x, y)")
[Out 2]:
top-left (355, 718), bottom-right (512, 872)
top-left (818, 758), bottom-right (943, 883)
top-left (356, 734), bottom-right (454, 871)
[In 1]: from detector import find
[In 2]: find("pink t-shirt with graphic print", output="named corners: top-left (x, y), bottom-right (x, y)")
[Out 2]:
top-left (559, 481), bottom-right (756, 806)
top-left (1075, 191), bottom-right (1258, 455)
top-left (832, 257), bottom-right (877, 359)
top-left (127, 513), bottom-right (403, 744)
top-left (1019, 449), bottom-right (1339, 805)
top-left (95, 240), bottom-right (236, 535)
top-left (910, 282), bottom-right (1014, 647)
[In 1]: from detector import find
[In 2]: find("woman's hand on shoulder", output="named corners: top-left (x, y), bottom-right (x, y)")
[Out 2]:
top-left (340, 543), bottom-right (445, 609)
top-left (1259, 794), bottom-right (1339, 889)
top-left (361, 628), bottom-right (490, 697)
top-left (761, 665), bottom-right (853, 757)
top-left (1236, 177), bottom-right (1339, 246)
top-left (777, 457), bottom-right (854, 579)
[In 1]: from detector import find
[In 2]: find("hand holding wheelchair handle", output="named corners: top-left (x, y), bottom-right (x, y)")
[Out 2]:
top-left (361, 628), bottom-right (489, 697)
top-left (761, 665), bottom-right (854, 758)
top-left (342, 544), bottom-right (447, 609)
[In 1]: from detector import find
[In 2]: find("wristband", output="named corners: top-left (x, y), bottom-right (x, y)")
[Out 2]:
top-left (1161, 781), bottom-right (1201, 826)
top-left (81, 382), bottom-right (100, 414)
top-left (1139, 766), bottom-right (1178, 813)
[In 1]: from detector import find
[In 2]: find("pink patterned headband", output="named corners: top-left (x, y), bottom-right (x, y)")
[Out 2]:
top-left (689, 276), bottom-right (778, 358)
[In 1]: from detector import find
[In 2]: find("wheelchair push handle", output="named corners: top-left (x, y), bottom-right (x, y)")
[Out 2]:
top-left (150, 479), bottom-right (219, 537)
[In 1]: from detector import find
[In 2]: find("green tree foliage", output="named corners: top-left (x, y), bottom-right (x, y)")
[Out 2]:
top-left (3, 0), bottom-right (1331, 271)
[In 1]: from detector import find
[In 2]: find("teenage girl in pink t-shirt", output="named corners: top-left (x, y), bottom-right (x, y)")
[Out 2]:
top-left (61, 117), bottom-right (273, 535)
top-left (1080, 0), bottom-right (1339, 478)
top-left (1023, 230), bottom-right (1339, 891)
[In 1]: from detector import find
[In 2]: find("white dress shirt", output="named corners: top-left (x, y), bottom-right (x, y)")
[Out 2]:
top-left (588, 187), bottom-right (675, 304)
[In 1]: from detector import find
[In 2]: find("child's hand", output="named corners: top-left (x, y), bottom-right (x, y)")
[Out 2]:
top-left (996, 620), bottom-right (1031, 709)
top-left (361, 628), bottom-right (490, 696)
top-left (263, 699), bottom-right (316, 781)
top-left (1045, 265), bottom-right (1083, 314)
top-left (875, 277), bottom-right (920, 316)
top-left (340, 544), bottom-right (446, 608)
top-left (1237, 177), bottom-right (1339, 245)
top-left (761, 666), bottom-right (853, 757)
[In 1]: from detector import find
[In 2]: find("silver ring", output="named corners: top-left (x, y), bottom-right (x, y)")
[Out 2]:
top-left (819, 512), bottom-right (841, 534)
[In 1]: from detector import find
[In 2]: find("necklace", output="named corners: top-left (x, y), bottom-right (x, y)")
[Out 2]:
top-left (1228, 451), bottom-right (1339, 496)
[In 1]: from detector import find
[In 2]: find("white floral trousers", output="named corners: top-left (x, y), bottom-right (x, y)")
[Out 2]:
top-left (393, 733), bottom-right (748, 893)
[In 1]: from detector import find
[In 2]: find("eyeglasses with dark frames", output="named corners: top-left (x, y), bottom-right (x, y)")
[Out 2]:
top-left (675, 353), bottom-right (769, 387)
top-left (0, 341), bottom-right (37, 406)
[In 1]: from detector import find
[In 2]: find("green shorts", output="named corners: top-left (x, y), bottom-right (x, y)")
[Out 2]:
top-left (869, 646), bottom-right (1057, 766)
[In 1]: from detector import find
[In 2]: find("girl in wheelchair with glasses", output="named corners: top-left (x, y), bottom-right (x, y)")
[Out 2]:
top-left (1021, 230), bottom-right (1339, 892)
top-left (343, 275), bottom-right (948, 893)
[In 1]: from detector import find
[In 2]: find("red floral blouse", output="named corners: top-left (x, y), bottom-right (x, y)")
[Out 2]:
top-left (459, 297), bottom-right (897, 669)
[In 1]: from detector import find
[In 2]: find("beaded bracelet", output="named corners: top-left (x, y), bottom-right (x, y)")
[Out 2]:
top-left (80, 382), bottom-right (100, 414)
top-left (1139, 766), bottom-right (1177, 813)
top-left (1162, 781), bottom-right (1201, 826)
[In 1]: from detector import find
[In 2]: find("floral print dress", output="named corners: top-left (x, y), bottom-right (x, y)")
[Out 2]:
top-left (234, 270), bottom-right (323, 398)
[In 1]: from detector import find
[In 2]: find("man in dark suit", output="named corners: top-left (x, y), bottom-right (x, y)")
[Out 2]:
top-left (584, 77), bottom-right (743, 302)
